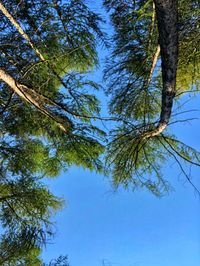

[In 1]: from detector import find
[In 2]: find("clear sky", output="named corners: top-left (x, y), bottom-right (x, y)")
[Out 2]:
top-left (42, 164), bottom-right (200, 266)
top-left (42, 1), bottom-right (200, 265)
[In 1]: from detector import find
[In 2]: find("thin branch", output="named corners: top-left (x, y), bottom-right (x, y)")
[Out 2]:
top-left (162, 135), bottom-right (200, 167)
top-left (158, 138), bottom-right (200, 196)
top-left (0, 91), bottom-right (14, 115)
top-left (175, 89), bottom-right (200, 97)
top-left (168, 117), bottom-right (198, 126)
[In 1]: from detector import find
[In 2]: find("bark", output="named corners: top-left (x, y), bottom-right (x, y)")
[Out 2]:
top-left (0, 68), bottom-right (71, 132)
top-left (155, 0), bottom-right (178, 123)
top-left (142, 0), bottom-right (178, 139)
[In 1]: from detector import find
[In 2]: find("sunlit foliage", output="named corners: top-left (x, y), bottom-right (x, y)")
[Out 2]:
top-left (0, 0), bottom-right (105, 262)
top-left (104, 0), bottom-right (200, 194)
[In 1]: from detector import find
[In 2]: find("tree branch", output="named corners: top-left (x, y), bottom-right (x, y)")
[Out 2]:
top-left (0, 68), bottom-right (72, 132)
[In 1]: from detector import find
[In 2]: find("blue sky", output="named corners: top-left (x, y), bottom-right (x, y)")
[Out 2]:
top-left (42, 1), bottom-right (200, 265)
top-left (42, 164), bottom-right (200, 266)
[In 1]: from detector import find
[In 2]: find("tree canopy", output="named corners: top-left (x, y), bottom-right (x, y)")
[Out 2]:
top-left (0, 0), bottom-right (199, 263)
top-left (104, 0), bottom-right (200, 195)
top-left (0, 0), bottom-right (105, 263)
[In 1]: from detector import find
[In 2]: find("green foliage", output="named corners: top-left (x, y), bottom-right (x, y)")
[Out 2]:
top-left (0, 0), bottom-right (199, 262)
top-left (176, 0), bottom-right (200, 93)
top-left (107, 121), bottom-right (200, 196)
top-left (104, 0), bottom-right (200, 195)
top-left (0, 245), bottom-right (42, 266)
top-left (0, 174), bottom-right (63, 264)
top-left (107, 125), bottom-right (170, 196)
top-left (104, 0), bottom-right (159, 121)
top-left (0, 0), bottom-right (105, 262)
top-left (43, 255), bottom-right (69, 266)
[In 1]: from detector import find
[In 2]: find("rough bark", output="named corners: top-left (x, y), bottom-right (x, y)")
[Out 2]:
top-left (155, 0), bottom-right (178, 124)
top-left (142, 0), bottom-right (178, 139)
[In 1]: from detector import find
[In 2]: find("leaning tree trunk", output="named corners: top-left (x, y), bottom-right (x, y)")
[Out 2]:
top-left (0, 68), bottom-right (72, 133)
top-left (143, 0), bottom-right (178, 139)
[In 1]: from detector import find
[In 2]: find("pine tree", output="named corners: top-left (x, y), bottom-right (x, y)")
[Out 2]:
top-left (104, 0), bottom-right (200, 195)
top-left (0, 0), bottom-right (105, 262)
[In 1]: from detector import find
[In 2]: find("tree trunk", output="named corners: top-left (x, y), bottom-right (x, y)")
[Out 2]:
top-left (155, 0), bottom-right (178, 124)
top-left (142, 0), bottom-right (178, 139)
